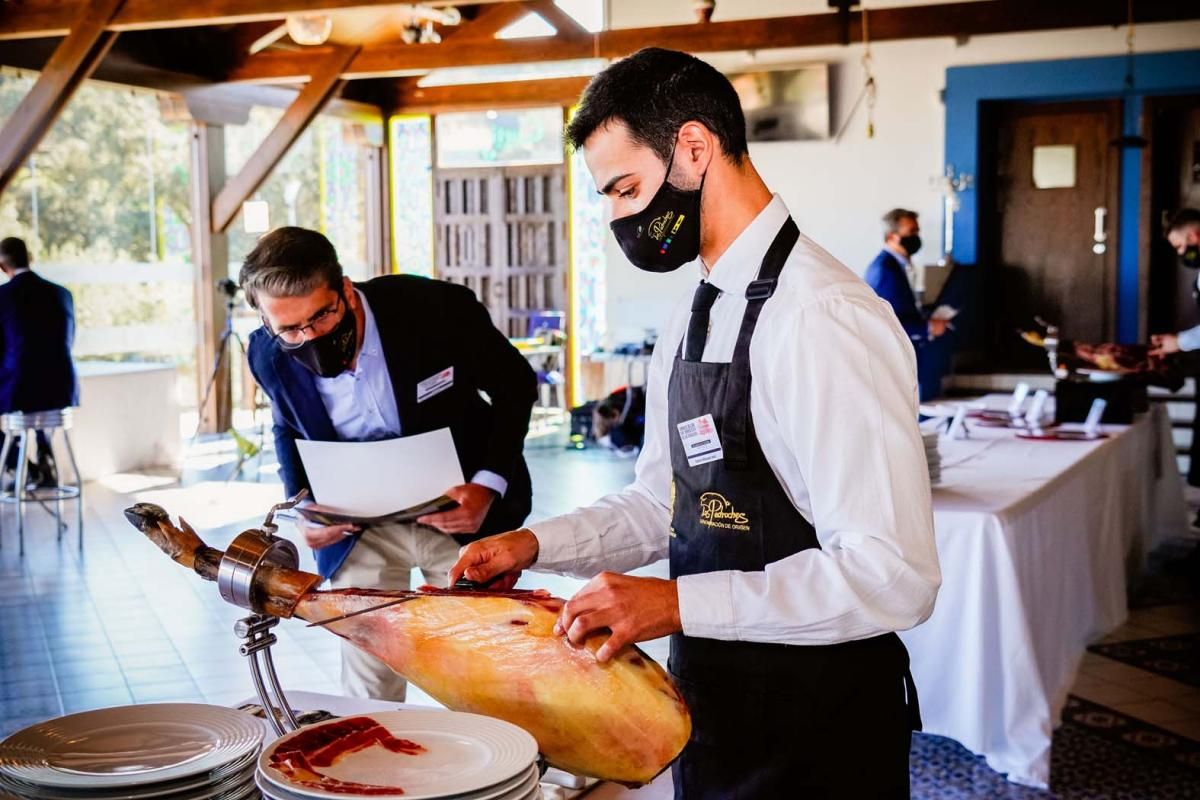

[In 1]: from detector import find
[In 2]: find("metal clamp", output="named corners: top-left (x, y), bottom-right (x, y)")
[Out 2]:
top-left (235, 614), bottom-right (300, 736)
top-left (217, 490), bottom-right (307, 611)
top-left (224, 491), bottom-right (312, 736)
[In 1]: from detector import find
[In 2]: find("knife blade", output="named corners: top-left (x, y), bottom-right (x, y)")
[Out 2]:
top-left (305, 596), bottom-right (418, 628)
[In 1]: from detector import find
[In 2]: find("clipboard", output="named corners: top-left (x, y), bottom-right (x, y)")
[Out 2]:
top-left (295, 495), bottom-right (459, 527)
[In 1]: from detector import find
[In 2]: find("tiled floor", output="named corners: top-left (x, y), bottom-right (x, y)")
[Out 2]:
top-left (1, 430), bottom-right (1197, 797)
top-left (0, 432), bottom-right (644, 731)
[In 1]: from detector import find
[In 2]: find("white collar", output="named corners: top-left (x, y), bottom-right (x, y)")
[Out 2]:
top-left (355, 288), bottom-right (382, 363)
top-left (702, 194), bottom-right (791, 297)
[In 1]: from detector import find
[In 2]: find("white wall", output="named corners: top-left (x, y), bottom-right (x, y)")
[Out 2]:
top-left (598, 0), bottom-right (1200, 346)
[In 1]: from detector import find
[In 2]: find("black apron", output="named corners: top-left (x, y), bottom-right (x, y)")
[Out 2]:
top-left (667, 217), bottom-right (921, 799)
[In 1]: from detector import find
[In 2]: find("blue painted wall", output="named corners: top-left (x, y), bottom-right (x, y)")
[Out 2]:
top-left (944, 49), bottom-right (1200, 342)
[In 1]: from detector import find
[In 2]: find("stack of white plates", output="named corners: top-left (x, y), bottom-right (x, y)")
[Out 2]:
top-left (256, 710), bottom-right (541, 800)
top-left (0, 704), bottom-right (263, 800)
top-left (922, 430), bottom-right (941, 484)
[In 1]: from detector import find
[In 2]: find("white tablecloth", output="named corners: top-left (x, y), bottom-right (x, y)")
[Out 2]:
top-left (899, 399), bottom-right (1188, 786)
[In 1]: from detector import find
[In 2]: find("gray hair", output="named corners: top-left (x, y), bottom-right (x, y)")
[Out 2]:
top-left (881, 208), bottom-right (918, 240)
top-left (238, 226), bottom-right (344, 309)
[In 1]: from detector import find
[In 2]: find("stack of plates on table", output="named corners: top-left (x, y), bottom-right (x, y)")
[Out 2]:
top-left (922, 430), bottom-right (941, 484)
top-left (256, 710), bottom-right (542, 800)
top-left (0, 704), bottom-right (263, 800)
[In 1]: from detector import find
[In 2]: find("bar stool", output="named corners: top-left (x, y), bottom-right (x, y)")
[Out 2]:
top-left (0, 409), bottom-right (83, 555)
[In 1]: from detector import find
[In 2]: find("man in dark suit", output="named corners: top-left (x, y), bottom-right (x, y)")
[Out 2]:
top-left (242, 227), bottom-right (537, 700)
top-left (865, 209), bottom-right (951, 400)
top-left (0, 237), bottom-right (78, 488)
top-left (864, 209), bottom-right (947, 346)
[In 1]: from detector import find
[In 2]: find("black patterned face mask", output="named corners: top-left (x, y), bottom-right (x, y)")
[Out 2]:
top-left (609, 142), bottom-right (705, 273)
top-left (283, 292), bottom-right (358, 377)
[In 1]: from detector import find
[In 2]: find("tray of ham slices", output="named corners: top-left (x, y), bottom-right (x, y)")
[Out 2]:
top-left (255, 711), bottom-right (541, 800)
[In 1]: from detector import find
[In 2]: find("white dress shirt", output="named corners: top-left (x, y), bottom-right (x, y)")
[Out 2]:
top-left (314, 290), bottom-right (508, 496)
top-left (532, 195), bottom-right (941, 645)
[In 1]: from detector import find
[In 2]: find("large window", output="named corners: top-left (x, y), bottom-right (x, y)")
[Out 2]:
top-left (225, 109), bottom-right (373, 281)
top-left (0, 70), bottom-right (196, 392)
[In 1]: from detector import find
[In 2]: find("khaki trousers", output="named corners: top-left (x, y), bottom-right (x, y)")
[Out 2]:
top-left (329, 523), bottom-right (461, 701)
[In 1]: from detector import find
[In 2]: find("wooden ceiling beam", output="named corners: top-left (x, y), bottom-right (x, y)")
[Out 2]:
top-left (210, 44), bottom-right (360, 233)
top-left (0, 0), bottom-right (429, 40)
top-left (390, 74), bottom-right (590, 113)
top-left (526, 0), bottom-right (589, 40)
top-left (224, 0), bottom-right (1200, 82)
top-left (0, 0), bottom-right (126, 196)
top-left (448, 2), bottom-right (538, 42)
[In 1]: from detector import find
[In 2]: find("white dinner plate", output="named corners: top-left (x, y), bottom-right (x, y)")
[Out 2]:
top-left (260, 711), bottom-right (538, 800)
top-left (0, 704), bottom-right (264, 790)
top-left (0, 746), bottom-right (259, 800)
top-left (257, 762), bottom-right (540, 800)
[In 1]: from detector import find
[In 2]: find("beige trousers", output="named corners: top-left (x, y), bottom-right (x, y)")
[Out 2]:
top-left (329, 523), bottom-right (462, 701)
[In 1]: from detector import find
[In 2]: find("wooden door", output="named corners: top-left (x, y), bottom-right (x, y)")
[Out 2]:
top-left (435, 168), bottom-right (503, 327)
top-left (434, 165), bottom-right (567, 338)
top-left (983, 100), bottom-right (1121, 370)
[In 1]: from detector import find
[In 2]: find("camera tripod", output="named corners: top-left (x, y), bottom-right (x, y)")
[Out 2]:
top-left (193, 280), bottom-right (266, 478)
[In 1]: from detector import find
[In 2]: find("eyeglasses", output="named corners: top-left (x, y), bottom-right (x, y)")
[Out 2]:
top-left (265, 292), bottom-right (345, 348)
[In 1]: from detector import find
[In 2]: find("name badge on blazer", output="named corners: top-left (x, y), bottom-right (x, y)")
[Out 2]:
top-left (417, 367), bottom-right (454, 403)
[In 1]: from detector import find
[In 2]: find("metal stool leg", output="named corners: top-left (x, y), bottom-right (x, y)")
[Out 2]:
top-left (0, 431), bottom-right (11, 548)
top-left (61, 429), bottom-right (83, 551)
top-left (15, 429), bottom-right (29, 556)
top-left (48, 431), bottom-right (64, 542)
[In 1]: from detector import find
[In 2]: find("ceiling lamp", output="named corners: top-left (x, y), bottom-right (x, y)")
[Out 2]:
top-left (285, 14), bottom-right (333, 46)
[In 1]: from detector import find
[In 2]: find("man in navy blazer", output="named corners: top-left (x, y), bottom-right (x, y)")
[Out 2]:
top-left (863, 209), bottom-right (947, 347)
top-left (243, 227), bottom-right (537, 700)
top-left (0, 237), bottom-right (77, 487)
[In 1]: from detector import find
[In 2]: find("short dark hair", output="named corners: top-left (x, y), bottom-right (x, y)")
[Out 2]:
top-left (566, 47), bottom-right (748, 166)
top-left (882, 208), bottom-right (918, 239)
top-left (238, 227), bottom-right (343, 309)
top-left (0, 237), bottom-right (29, 270)
top-left (1164, 208), bottom-right (1200, 237)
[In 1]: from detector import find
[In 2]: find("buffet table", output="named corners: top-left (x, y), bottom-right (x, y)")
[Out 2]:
top-left (900, 398), bottom-right (1188, 786)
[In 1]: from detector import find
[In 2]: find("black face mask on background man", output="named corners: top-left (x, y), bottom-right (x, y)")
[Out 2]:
top-left (1181, 245), bottom-right (1200, 270)
top-left (610, 144), bottom-right (705, 273)
top-left (284, 293), bottom-right (358, 378)
top-left (900, 235), bottom-right (923, 257)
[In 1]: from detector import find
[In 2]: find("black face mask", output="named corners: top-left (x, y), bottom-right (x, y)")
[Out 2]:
top-left (283, 295), bottom-right (358, 378)
top-left (899, 235), bottom-right (922, 257)
top-left (610, 146), bottom-right (704, 273)
top-left (1181, 245), bottom-right (1200, 270)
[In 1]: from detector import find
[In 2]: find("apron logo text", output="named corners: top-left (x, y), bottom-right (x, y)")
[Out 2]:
top-left (698, 492), bottom-right (750, 531)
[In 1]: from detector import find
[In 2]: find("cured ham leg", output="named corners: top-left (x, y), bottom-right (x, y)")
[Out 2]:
top-left (124, 503), bottom-right (690, 786)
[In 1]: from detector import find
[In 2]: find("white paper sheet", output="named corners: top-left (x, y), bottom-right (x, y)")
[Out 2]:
top-left (295, 429), bottom-right (464, 516)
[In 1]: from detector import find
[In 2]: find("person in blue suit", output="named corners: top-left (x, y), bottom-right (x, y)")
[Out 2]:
top-left (864, 209), bottom-right (947, 346)
top-left (864, 210), bottom-right (951, 400)
top-left (0, 237), bottom-right (77, 489)
top-left (242, 226), bottom-right (537, 701)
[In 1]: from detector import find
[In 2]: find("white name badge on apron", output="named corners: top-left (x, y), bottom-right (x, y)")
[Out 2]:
top-left (677, 413), bottom-right (724, 467)
top-left (417, 366), bottom-right (454, 402)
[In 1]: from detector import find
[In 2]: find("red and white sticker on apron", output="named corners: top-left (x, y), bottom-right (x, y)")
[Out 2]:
top-left (676, 413), bottom-right (724, 467)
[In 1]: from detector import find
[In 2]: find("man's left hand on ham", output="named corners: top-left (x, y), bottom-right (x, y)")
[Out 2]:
top-left (555, 572), bottom-right (682, 663)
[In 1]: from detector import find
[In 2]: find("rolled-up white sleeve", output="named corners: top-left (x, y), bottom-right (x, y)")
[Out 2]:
top-left (531, 333), bottom-right (676, 578)
top-left (675, 295), bottom-right (941, 645)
